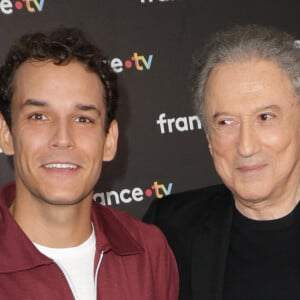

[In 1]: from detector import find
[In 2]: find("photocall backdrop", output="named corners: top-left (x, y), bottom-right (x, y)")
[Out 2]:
top-left (0, 0), bottom-right (299, 219)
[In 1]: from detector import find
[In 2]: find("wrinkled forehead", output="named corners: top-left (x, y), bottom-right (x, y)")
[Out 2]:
top-left (204, 59), bottom-right (298, 115)
top-left (208, 54), bottom-right (297, 94)
top-left (206, 58), bottom-right (294, 94)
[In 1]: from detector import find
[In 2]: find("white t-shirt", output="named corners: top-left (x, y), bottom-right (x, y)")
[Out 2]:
top-left (34, 228), bottom-right (96, 300)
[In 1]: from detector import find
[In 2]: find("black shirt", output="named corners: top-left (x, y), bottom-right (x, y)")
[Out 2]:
top-left (222, 202), bottom-right (300, 300)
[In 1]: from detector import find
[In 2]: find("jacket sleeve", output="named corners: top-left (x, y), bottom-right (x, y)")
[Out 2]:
top-left (148, 224), bottom-right (179, 300)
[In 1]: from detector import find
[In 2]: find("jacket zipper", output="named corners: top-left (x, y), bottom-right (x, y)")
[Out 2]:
top-left (94, 250), bottom-right (104, 299)
top-left (55, 260), bottom-right (79, 300)
top-left (54, 249), bottom-right (104, 300)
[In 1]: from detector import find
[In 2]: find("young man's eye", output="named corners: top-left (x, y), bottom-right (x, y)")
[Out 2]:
top-left (75, 116), bottom-right (93, 123)
top-left (29, 113), bottom-right (47, 121)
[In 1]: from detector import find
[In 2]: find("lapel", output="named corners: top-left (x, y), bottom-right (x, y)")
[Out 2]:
top-left (191, 190), bottom-right (233, 300)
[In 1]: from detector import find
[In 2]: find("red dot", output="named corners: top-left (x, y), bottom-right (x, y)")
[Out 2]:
top-left (124, 60), bottom-right (132, 68)
top-left (145, 189), bottom-right (152, 197)
top-left (15, 1), bottom-right (23, 9)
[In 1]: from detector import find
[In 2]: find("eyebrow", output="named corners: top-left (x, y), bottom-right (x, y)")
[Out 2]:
top-left (212, 105), bottom-right (281, 120)
top-left (75, 104), bottom-right (101, 115)
top-left (21, 99), bottom-right (101, 115)
top-left (22, 99), bottom-right (48, 108)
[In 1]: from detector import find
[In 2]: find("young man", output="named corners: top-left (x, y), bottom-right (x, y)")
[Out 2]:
top-left (0, 28), bottom-right (178, 299)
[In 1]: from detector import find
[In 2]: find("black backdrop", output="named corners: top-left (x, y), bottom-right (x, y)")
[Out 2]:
top-left (0, 0), bottom-right (299, 219)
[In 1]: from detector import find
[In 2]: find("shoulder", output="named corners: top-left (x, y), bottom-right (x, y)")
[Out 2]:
top-left (143, 184), bottom-right (232, 228)
top-left (152, 184), bottom-right (229, 208)
top-left (92, 203), bottom-right (179, 297)
top-left (93, 202), bottom-right (171, 249)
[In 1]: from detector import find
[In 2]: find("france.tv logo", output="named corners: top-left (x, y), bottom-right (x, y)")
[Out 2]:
top-left (110, 52), bottom-right (153, 73)
top-left (0, 0), bottom-right (45, 15)
top-left (93, 180), bottom-right (173, 206)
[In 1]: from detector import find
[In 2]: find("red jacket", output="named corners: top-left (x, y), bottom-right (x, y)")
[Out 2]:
top-left (0, 183), bottom-right (179, 299)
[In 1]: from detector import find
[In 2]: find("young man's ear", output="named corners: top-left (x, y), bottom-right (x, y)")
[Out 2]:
top-left (103, 120), bottom-right (118, 162)
top-left (0, 114), bottom-right (14, 155)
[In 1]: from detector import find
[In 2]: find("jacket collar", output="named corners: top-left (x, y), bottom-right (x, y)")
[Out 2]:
top-left (191, 187), bottom-right (234, 300)
top-left (91, 200), bottom-right (144, 256)
top-left (0, 182), bottom-right (144, 274)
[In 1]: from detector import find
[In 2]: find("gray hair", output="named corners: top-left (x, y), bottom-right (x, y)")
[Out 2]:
top-left (191, 24), bottom-right (300, 128)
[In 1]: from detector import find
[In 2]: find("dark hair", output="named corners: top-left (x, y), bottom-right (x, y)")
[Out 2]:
top-left (0, 27), bottom-right (118, 132)
top-left (191, 24), bottom-right (300, 129)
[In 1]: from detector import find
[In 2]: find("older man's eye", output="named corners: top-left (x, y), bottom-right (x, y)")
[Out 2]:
top-left (260, 113), bottom-right (274, 121)
top-left (219, 119), bottom-right (234, 125)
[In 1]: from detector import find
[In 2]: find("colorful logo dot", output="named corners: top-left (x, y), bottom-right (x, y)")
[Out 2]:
top-left (124, 60), bottom-right (132, 69)
top-left (145, 189), bottom-right (153, 197)
top-left (15, 1), bottom-right (23, 9)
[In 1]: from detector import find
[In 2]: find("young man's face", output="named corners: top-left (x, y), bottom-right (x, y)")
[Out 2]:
top-left (0, 60), bottom-right (118, 206)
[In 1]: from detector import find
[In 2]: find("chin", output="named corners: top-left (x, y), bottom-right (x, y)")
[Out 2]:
top-left (234, 188), bottom-right (270, 203)
top-left (41, 193), bottom-right (89, 206)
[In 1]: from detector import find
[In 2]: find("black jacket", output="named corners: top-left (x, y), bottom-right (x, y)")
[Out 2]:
top-left (143, 184), bottom-right (234, 300)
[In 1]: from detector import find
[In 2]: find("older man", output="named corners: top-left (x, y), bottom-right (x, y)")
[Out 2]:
top-left (144, 24), bottom-right (300, 300)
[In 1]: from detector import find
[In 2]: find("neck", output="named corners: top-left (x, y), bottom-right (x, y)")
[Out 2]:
top-left (234, 186), bottom-right (300, 220)
top-left (10, 197), bottom-right (93, 248)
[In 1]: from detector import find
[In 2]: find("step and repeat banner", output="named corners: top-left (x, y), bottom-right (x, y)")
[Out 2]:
top-left (0, 0), bottom-right (299, 219)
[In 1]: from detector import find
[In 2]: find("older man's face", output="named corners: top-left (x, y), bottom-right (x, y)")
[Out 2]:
top-left (205, 59), bottom-right (300, 209)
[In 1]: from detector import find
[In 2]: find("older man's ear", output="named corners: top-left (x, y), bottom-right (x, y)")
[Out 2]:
top-left (206, 133), bottom-right (213, 156)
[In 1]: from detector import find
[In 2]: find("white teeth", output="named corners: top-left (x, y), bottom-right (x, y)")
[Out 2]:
top-left (44, 163), bottom-right (77, 169)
